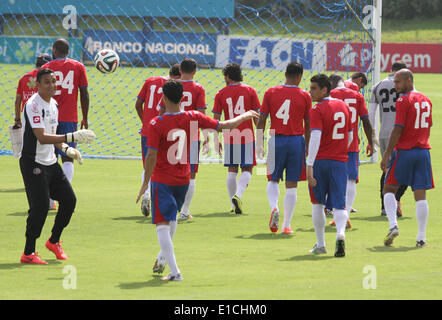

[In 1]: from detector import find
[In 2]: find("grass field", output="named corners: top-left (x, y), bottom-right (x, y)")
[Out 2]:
top-left (0, 71), bottom-right (441, 300)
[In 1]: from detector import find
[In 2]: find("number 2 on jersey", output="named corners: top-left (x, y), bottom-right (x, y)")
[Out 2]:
top-left (54, 70), bottom-right (74, 95)
top-left (332, 111), bottom-right (345, 140)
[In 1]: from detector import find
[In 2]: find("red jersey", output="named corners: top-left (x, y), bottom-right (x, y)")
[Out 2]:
top-left (260, 85), bottom-right (311, 136)
top-left (42, 58), bottom-right (88, 122)
top-left (344, 80), bottom-right (359, 92)
top-left (180, 80), bottom-right (206, 112)
top-left (395, 91), bottom-right (432, 150)
top-left (147, 111), bottom-right (219, 185)
top-left (17, 68), bottom-right (39, 112)
top-left (213, 83), bottom-right (260, 144)
top-left (137, 76), bottom-right (168, 137)
top-left (310, 97), bottom-right (352, 162)
top-left (330, 87), bottom-right (368, 152)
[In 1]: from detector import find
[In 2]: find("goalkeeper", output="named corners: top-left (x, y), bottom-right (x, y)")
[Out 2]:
top-left (19, 68), bottom-right (96, 264)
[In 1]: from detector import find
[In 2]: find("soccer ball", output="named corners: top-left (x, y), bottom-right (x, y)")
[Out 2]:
top-left (94, 49), bottom-right (120, 74)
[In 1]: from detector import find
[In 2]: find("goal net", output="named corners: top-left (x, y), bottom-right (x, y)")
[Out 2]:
top-left (0, 0), bottom-right (380, 163)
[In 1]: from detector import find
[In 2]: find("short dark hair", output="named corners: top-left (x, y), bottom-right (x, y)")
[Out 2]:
top-left (53, 39), bottom-right (69, 58)
top-left (392, 60), bottom-right (407, 72)
top-left (169, 64), bottom-right (181, 77)
top-left (36, 54), bottom-right (52, 68)
top-left (351, 72), bottom-right (367, 85)
top-left (310, 74), bottom-right (331, 94)
top-left (162, 79), bottom-right (183, 104)
top-left (329, 73), bottom-right (344, 89)
top-left (285, 62), bottom-right (303, 78)
top-left (36, 68), bottom-right (54, 82)
top-left (180, 58), bottom-right (197, 74)
top-left (222, 63), bottom-right (243, 82)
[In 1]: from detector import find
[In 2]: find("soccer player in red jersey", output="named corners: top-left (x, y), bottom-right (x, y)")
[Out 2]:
top-left (328, 74), bottom-right (373, 227)
top-left (307, 74), bottom-right (353, 257)
top-left (135, 64), bottom-right (181, 216)
top-left (42, 39), bottom-right (89, 184)
top-left (213, 63), bottom-right (260, 214)
top-left (257, 62), bottom-right (311, 234)
top-left (160, 58), bottom-right (207, 220)
top-left (14, 54), bottom-right (52, 128)
top-left (136, 79), bottom-right (258, 281)
top-left (381, 69), bottom-right (434, 248)
top-left (345, 72), bottom-right (367, 92)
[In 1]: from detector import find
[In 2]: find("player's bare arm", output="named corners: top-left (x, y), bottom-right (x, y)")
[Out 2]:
top-left (361, 117), bottom-right (374, 156)
top-left (14, 94), bottom-right (23, 127)
top-left (217, 110), bottom-right (259, 131)
top-left (380, 125), bottom-right (403, 172)
top-left (80, 86), bottom-right (89, 129)
top-left (256, 112), bottom-right (267, 159)
top-left (137, 148), bottom-right (157, 203)
top-left (135, 98), bottom-right (144, 121)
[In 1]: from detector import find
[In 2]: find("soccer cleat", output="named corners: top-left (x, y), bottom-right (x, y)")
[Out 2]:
top-left (153, 257), bottom-right (166, 274)
top-left (231, 195), bottom-right (243, 214)
top-left (45, 239), bottom-right (68, 260)
top-left (49, 199), bottom-right (57, 211)
top-left (161, 273), bottom-right (183, 281)
top-left (281, 227), bottom-right (294, 234)
top-left (20, 252), bottom-right (48, 264)
top-left (179, 211), bottom-right (192, 221)
top-left (328, 219), bottom-right (351, 229)
top-left (396, 201), bottom-right (403, 217)
top-left (269, 208), bottom-right (279, 233)
top-left (383, 226), bottom-right (399, 246)
top-left (416, 240), bottom-right (426, 248)
top-left (324, 208), bottom-right (333, 216)
top-left (229, 208), bottom-right (235, 214)
top-left (141, 194), bottom-right (150, 217)
top-left (381, 209), bottom-right (387, 216)
top-left (334, 239), bottom-right (346, 257)
top-left (350, 207), bottom-right (357, 213)
top-left (309, 244), bottom-right (327, 255)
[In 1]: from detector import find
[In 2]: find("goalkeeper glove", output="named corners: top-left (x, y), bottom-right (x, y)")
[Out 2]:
top-left (65, 129), bottom-right (96, 144)
top-left (62, 146), bottom-right (83, 164)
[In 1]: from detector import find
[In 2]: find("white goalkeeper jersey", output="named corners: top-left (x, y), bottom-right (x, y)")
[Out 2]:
top-left (21, 93), bottom-right (59, 166)
top-left (369, 74), bottom-right (400, 139)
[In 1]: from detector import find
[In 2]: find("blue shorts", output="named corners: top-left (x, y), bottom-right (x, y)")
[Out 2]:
top-left (309, 159), bottom-right (347, 210)
top-left (141, 136), bottom-right (148, 167)
top-left (224, 142), bottom-right (256, 168)
top-left (151, 181), bottom-right (189, 224)
top-left (57, 121), bottom-right (77, 156)
top-left (267, 135), bottom-right (306, 182)
top-left (190, 141), bottom-right (200, 173)
top-left (385, 148), bottom-right (434, 191)
top-left (346, 151), bottom-right (359, 182)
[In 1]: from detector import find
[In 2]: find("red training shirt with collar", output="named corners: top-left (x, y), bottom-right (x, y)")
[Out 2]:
top-left (309, 97), bottom-right (352, 162)
top-left (147, 111), bottom-right (219, 186)
top-left (17, 68), bottom-right (39, 112)
top-left (260, 85), bottom-right (311, 136)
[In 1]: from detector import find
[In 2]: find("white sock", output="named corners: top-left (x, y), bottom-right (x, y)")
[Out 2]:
top-left (384, 192), bottom-right (398, 229)
top-left (416, 200), bottom-right (429, 242)
top-left (333, 209), bottom-right (348, 240)
top-left (157, 220), bottom-right (178, 262)
top-left (181, 179), bottom-right (195, 214)
top-left (267, 181), bottom-right (279, 210)
top-left (236, 171), bottom-right (251, 199)
top-left (226, 172), bottom-right (237, 207)
top-left (346, 180), bottom-right (357, 215)
top-left (283, 188), bottom-right (297, 230)
top-left (312, 204), bottom-right (326, 248)
top-left (62, 161), bottom-right (74, 183)
top-left (156, 224), bottom-right (180, 276)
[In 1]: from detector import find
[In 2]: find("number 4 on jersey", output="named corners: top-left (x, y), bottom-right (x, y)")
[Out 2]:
top-left (276, 99), bottom-right (290, 125)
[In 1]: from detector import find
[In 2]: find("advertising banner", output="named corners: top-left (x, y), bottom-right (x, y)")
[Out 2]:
top-left (83, 30), bottom-right (217, 67)
top-left (0, 36), bottom-right (82, 65)
top-left (216, 35), bottom-right (327, 71)
top-left (327, 42), bottom-right (441, 73)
